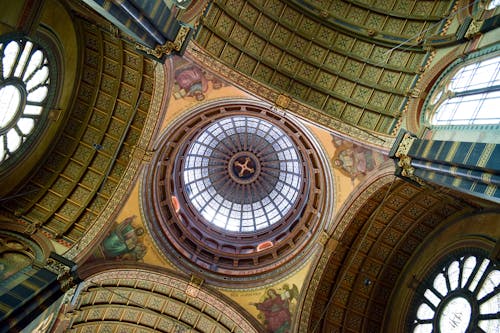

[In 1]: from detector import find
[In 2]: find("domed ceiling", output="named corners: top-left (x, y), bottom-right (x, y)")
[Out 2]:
top-left (143, 100), bottom-right (332, 286)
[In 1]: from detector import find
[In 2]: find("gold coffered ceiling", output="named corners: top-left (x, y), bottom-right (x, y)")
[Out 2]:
top-left (195, 0), bottom-right (453, 136)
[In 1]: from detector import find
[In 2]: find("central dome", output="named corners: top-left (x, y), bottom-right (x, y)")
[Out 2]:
top-left (182, 116), bottom-right (302, 232)
top-left (145, 101), bottom-right (332, 286)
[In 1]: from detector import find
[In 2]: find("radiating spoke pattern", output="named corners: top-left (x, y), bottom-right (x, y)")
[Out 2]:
top-left (0, 38), bottom-right (49, 163)
top-left (411, 252), bottom-right (500, 333)
top-left (181, 116), bottom-right (303, 232)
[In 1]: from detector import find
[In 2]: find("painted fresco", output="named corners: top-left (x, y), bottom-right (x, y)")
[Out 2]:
top-left (173, 57), bottom-right (228, 101)
top-left (252, 283), bottom-right (299, 333)
top-left (91, 215), bottom-right (147, 261)
top-left (331, 135), bottom-right (388, 182)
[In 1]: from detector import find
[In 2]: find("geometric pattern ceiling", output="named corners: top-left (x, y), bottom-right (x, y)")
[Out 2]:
top-left (70, 269), bottom-right (262, 333)
top-left (195, 0), bottom-right (454, 136)
top-left (0, 21), bottom-right (157, 245)
top-left (299, 176), bottom-right (479, 332)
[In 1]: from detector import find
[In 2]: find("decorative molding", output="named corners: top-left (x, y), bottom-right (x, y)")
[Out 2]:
top-left (136, 25), bottom-right (191, 59)
top-left (186, 43), bottom-right (394, 149)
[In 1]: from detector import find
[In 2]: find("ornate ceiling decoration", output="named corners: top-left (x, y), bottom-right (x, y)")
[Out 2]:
top-left (143, 100), bottom-right (333, 286)
top-left (194, 0), bottom-right (455, 139)
top-left (299, 175), bottom-right (481, 332)
top-left (0, 19), bottom-right (163, 252)
top-left (69, 267), bottom-right (263, 333)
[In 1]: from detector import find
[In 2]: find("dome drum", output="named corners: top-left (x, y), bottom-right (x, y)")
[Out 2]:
top-left (144, 101), bottom-right (330, 285)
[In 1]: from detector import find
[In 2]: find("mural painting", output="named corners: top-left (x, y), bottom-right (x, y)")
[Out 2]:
top-left (173, 57), bottom-right (227, 101)
top-left (252, 284), bottom-right (299, 333)
top-left (331, 135), bottom-right (388, 182)
top-left (91, 215), bottom-right (147, 261)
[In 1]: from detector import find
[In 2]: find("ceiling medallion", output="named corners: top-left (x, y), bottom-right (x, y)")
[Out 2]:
top-left (144, 101), bottom-right (331, 286)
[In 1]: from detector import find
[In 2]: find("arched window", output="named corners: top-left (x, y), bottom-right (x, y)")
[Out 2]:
top-left (408, 248), bottom-right (499, 333)
top-left (0, 36), bottom-right (52, 165)
top-left (426, 49), bottom-right (500, 127)
top-left (487, 0), bottom-right (500, 10)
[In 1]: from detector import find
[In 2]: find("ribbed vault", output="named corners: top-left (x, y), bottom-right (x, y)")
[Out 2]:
top-left (70, 266), bottom-right (264, 333)
top-left (194, 0), bottom-right (455, 141)
top-left (300, 173), bottom-right (488, 332)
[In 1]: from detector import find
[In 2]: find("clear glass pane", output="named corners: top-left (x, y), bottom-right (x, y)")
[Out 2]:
top-left (0, 85), bottom-right (21, 127)
top-left (438, 297), bottom-right (471, 333)
top-left (424, 289), bottom-right (441, 307)
top-left (448, 260), bottom-right (460, 291)
top-left (479, 292), bottom-right (500, 315)
top-left (26, 65), bottom-right (49, 90)
top-left (434, 272), bottom-right (448, 296)
top-left (17, 118), bottom-right (35, 135)
top-left (478, 270), bottom-right (500, 300)
top-left (416, 303), bottom-right (434, 320)
top-left (461, 256), bottom-right (477, 288)
top-left (14, 41), bottom-right (33, 78)
top-left (23, 49), bottom-right (43, 81)
top-left (0, 136), bottom-right (5, 160)
top-left (479, 319), bottom-right (500, 332)
top-left (27, 86), bottom-right (48, 103)
top-left (3, 40), bottom-right (19, 78)
top-left (413, 323), bottom-right (432, 333)
top-left (488, 0), bottom-right (500, 10)
top-left (6, 128), bottom-right (21, 152)
top-left (469, 259), bottom-right (490, 293)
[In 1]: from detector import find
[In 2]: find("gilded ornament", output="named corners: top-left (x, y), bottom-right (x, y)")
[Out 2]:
top-left (136, 26), bottom-right (191, 58)
top-left (465, 19), bottom-right (483, 39)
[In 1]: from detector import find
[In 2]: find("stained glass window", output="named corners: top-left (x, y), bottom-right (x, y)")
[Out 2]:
top-left (410, 250), bottom-right (499, 333)
top-left (0, 38), bottom-right (50, 164)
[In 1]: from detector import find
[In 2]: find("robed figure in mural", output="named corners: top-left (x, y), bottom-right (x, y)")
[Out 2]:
top-left (101, 215), bottom-right (146, 260)
top-left (253, 288), bottom-right (292, 333)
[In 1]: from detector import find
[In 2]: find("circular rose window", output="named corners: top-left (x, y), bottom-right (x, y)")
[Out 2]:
top-left (408, 248), bottom-right (499, 333)
top-left (144, 101), bottom-right (332, 286)
top-left (0, 37), bottom-right (51, 165)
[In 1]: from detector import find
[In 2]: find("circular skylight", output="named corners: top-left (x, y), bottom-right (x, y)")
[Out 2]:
top-left (181, 116), bottom-right (303, 232)
top-left (409, 250), bottom-right (499, 333)
top-left (0, 38), bottom-right (50, 163)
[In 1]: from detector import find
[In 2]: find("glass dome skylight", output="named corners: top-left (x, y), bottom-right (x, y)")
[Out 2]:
top-left (181, 115), bottom-right (303, 232)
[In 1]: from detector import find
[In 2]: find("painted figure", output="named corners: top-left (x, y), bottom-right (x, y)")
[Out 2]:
top-left (332, 136), bottom-right (387, 180)
top-left (102, 215), bottom-right (146, 260)
top-left (174, 64), bottom-right (208, 101)
top-left (254, 288), bottom-right (291, 333)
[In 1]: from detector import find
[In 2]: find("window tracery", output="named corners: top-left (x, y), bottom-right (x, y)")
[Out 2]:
top-left (0, 37), bottom-right (51, 164)
top-left (409, 248), bottom-right (500, 333)
top-left (426, 49), bottom-right (500, 127)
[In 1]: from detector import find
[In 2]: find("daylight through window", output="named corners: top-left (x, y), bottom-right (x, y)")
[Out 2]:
top-left (0, 38), bottom-right (50, 163)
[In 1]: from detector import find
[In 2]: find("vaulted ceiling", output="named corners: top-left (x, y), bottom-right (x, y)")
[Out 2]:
top-left (194, 0), bottom-right (455, 141)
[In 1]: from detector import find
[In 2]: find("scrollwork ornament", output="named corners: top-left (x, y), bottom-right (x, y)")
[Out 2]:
top-left (395, 133), bottom-right (416, 158)
top-left (465, 19), bottom-right (483, 39)
top-left (398, 155), bottom-right (425, 186)
top-left (136, 25), bottom-right (190, 59)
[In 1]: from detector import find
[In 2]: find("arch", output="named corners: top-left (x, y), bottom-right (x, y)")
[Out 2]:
top-left (69, 263), bottom-right (264, 333)
top-left (298, 165), bottom-right (487, 332)
top-left (384, 210), bottom-right (500, 332)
